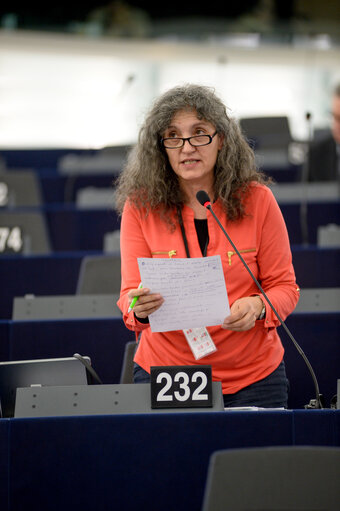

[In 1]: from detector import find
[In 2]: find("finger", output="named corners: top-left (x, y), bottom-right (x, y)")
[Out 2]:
top-left (225, 321), bottom-right (255, 332)
top-left (127, 289), bottom-right (155, 309)
top-left (228, 305), bottom-right (246, 321)
top-left (134, 293), bottom-right (163, 308)
top-left (225, 298), bottom-right (255, 324)
top-left (136, 293), bottom-right (162, 306)
top-left (127, 287), bottom-right (150, 301)
top-left (134, 297), bottom-right (164, 318)
top-left (223, 310), bottom-right (246, 325)
top-left (222, 314), bottom-right (256, 331)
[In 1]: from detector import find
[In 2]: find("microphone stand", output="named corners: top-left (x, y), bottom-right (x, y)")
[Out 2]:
top-left (299, 112), bottom-right (313, 246)
top-left (73, 353), bottom-right (103, 385)
top-left (198, 192), bottom-right (323, 409)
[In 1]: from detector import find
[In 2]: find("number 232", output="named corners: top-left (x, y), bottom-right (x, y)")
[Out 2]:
top-left (156, 371), bottom-right (208, 402)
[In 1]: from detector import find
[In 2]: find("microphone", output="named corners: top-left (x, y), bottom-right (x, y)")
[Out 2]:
top-left (196, 190), bottom-right (323, 409)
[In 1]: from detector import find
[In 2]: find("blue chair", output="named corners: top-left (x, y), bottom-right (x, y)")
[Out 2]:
top-left (202, 446), bottom-right (340, 511)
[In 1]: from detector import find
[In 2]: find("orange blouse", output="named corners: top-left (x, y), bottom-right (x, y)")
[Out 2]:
top-left (117, 183), bottom-right (300, 394)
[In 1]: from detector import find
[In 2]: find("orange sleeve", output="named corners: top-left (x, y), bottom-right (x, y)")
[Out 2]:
top-left (116, 201), bottom-right (153, 332)
top-left (255, 188), bottom-right (300, 328)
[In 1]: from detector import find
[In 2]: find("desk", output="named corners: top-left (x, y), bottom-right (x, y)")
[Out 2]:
top-left (1, 148), bottom-right (97, 171)
top-left (292, 246), bottom-right (340, 288)
top-left (45, 205), bottom-right (120, 252)
top-left (283, 313), bottom-right (340, 408)
top-left (1, 200), bottom-right (338, 253)
top-left (0, 419), bottom-right (9, 508)
top-left (263, 164), bottom-right (302, 182)
top-left (40, 174), bottom-right (115, 204)
top-left (0, 247), bottom-right (339, 320)
top-left (0, 252), bottom-right (90, 319)
top-left (3, 201), bottom-right (332, 252)
top-left (1, 313), bottom-right (339, 409)
top-left (280, 201), bottom-right (340, 245)
top-left (7, 317), bottom-right (135, 385)
top-left (0, 321), bottom-right (10, 361)
top-left (1, 410), bottom-right (339, 511)
top-left (43, 202), bottom-right (340, 249)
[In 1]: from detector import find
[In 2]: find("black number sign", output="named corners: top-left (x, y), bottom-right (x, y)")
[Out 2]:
top-left (150, 365), bottom-right (213, 409)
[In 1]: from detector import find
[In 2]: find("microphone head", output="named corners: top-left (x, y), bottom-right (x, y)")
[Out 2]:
top-left (196, 190), bottom-right (211, 207)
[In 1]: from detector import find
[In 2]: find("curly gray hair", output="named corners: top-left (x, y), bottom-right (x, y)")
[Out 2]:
top-left (115, 83), bottom-right (267, 226)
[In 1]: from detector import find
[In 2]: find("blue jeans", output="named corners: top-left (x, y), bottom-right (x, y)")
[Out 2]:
top-left (222, 361), bottom-right (289, 408)
top-left (133, 360), bottom-right (289, 409)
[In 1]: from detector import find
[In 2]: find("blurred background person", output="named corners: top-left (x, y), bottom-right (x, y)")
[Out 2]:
top-left (308, 83), bottom-right (340, 182)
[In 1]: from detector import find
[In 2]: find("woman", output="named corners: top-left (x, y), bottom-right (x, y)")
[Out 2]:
top-left (115, 83), bottom-right (299, 408)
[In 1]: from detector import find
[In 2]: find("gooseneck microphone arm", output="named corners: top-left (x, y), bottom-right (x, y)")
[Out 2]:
top-left (300, 111), bottom-right (313, 246)
top-left (196, 190), bottom-right (323, 409)
top-left (73, 353), bottom-right (103, 385)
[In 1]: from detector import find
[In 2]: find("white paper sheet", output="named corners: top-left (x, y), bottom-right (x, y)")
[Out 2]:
top-left (137, 255), bottom-right (230, 332)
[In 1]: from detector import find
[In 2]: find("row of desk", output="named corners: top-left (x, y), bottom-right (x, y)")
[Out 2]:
top-left (1, 200), bottom-right (339, 251)
top-left (0, 150), bottom-right (339, 510)
top-left (6, 167), bottom-right (303, 205)
top-left (1, 147), bottom-right (302, 181)
top-left (1, 247), bottom-right (339, 320)
top-left (1, 409), bottom-right (339, 511)
top-left (0, 312), bottom-right (339, 409)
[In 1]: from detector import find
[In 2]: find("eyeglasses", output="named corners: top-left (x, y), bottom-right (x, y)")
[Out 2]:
top-left (161, 131), bottom-right (218, 149)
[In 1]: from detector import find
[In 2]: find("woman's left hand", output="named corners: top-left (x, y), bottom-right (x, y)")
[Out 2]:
top-left (221, 296), bottom-right (264, 332)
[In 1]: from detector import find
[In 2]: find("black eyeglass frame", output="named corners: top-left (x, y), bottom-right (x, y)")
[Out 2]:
top-left (161, 131), bottom-right (218, 149)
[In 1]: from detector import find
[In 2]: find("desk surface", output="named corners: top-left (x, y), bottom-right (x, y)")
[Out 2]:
top-left (1, 409), bottom-right (339, 511)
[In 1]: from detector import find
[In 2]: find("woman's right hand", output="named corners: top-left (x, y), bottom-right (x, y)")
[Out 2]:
top-left (127, 287), bottom-right (164, 319)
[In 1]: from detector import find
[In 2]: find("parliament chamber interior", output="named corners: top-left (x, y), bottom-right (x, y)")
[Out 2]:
top-left (0, 14), bottom-right (340, 511)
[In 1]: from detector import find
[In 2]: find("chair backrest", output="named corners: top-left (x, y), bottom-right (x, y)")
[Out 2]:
top-left (76, 254), bottom-right (121, 294)
top-left (318, 223), bottom-right (340, 247)
top-left (293, 288), bottom-right (340, 313)
top-left (270, 181), bottom-right (339, 203)
top-left (103, 230), bottom-right (121, 253)
top-left (0, 170), bottom-right (42, 207)
top-left (76, 187), bottom-right (116, 209)
top-left (12, 294), bottom-right (122, 320)
top-left (239, 116), bottom-right (294, 168)
top-left (58, 146), bottom-right (129, 175)
top-left (120, 341), bottom-right (137, 384)
top-left (0, 211), bottom-right (51, 255)
top-left (202, 446), bottom-right (340, 511)
top-left (239, 116), bottom-right (293, 149)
